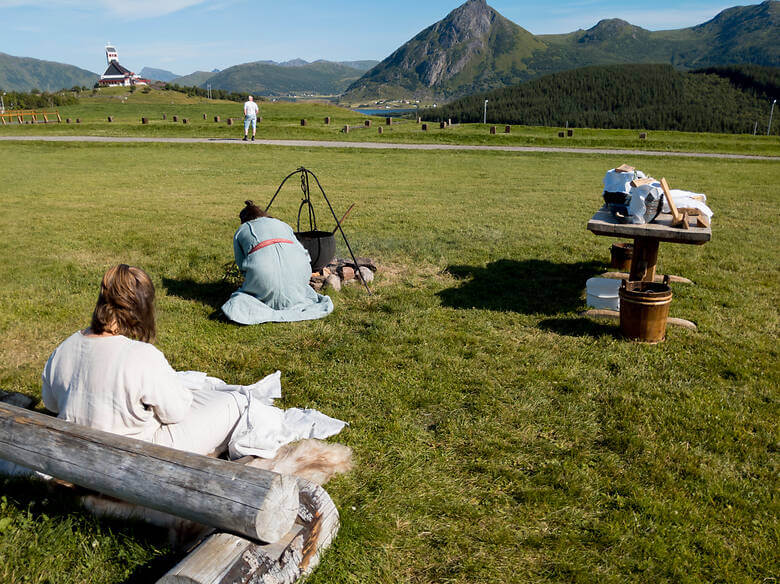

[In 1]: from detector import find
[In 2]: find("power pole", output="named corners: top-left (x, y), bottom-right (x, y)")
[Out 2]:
top-left (768, 99), bottom-right (776, 136)
top-left (483, 99), bottom-right (488, 124)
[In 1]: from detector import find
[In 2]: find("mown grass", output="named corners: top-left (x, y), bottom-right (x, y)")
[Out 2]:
top-left (0, 140), bottom-right (777, 583)
top-left (1, 87), bottom-right (779, 156)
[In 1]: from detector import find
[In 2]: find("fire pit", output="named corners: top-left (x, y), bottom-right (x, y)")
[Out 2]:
top-left (265, 167), bottom-right (370, 294)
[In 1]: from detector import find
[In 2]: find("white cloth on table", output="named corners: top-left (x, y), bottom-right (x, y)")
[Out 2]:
top-left (663, 189), bottom-right (713, 220)
top-left (603, 168), bottom-right (646, 193)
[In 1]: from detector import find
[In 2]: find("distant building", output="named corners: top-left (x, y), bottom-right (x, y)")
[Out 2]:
top-left (98, 43), bottom-right (149, 87)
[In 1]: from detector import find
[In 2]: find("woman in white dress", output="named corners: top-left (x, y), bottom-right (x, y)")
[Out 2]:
top-left (42, 264), bottom-right (244, 456)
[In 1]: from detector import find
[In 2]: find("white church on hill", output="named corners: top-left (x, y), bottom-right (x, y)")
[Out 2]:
top-left (98, 43), bottom-right (149, 87)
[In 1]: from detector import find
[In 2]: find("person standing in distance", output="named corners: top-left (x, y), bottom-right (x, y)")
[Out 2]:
top-left (243, 95), bottom-right (259, 141)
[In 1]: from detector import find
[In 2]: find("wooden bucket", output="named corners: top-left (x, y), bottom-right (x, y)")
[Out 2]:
top-left (619, 278), bottom-right (672, 343)
top-left (610, 242), bottom-right (633, 271)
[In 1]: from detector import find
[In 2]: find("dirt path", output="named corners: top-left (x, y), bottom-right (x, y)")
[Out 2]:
top-left (0, 135), bottom-right (776, 160)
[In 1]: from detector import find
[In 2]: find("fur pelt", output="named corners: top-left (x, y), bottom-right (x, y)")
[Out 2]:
top-left (245, 439), bottom-right (353, 485)
top-left (78, 439), bottom-right (353, 548)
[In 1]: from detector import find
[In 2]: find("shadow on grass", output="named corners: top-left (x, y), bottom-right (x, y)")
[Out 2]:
top-left (437, 259), bottom-right (603, 315)
top-left (0, 476), bottom-right (182, 584)
top-left (538, 316), bottom-right (620, 339)
top-left (162, 277), bottom-right (236, 318)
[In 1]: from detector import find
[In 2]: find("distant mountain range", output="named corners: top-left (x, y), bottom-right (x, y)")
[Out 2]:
top-left (0, 52), bottom-right (97, 92)
top-left (167, 60), bottom-right (380, 95)
top-left (140, 67), bottom-right (179, 82)
top-left (1, 1), bottom-right (776, 99)
top-left (342, 0), bottom-right (779, 102)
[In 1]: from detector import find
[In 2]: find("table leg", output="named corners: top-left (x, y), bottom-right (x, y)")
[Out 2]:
top-left (629, 237), bottom-right (659, 282)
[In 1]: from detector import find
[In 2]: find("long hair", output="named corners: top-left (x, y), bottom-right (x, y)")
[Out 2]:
top-left (90, 265), bottom-right (156, 343)
top-left (239, 200), bottom-right (270, 224)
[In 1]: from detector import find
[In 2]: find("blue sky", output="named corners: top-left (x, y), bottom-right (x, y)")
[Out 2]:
top-left (0, 1), bottom-right (762, 75)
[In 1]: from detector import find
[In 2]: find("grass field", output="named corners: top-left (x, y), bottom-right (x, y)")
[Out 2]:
top-left (0, 137), bottom-right (778, 583)
top-left (1, 87), bottom-right (779, 156)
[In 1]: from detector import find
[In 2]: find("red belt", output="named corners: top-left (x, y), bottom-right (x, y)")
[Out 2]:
top-left (249, 238), bottom-right (295, 254)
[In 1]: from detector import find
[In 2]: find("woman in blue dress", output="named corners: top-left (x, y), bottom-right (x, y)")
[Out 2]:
top-left (221, 201), bottom-right (334, 324)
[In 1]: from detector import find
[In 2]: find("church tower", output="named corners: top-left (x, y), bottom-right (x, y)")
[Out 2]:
top-left (105, 43), bottom-right (118, 65)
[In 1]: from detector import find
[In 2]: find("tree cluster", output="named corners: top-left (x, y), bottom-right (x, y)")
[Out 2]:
top-left (0, 90), bottom-right (78, 110)
top-left (424, 64), bottom-right (779, 135)
top-left (163, 83), bottom-right (249, 103)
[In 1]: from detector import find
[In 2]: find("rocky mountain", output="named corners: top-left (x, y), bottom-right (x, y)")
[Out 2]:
top-left (343, 0), bottom-right (544, 102)
top-left (342, 0), bottom-right (779, 102)
top-left (0, 52), bottom-right (97, 92)
top-left (140, 67), bottom-right (179, 82)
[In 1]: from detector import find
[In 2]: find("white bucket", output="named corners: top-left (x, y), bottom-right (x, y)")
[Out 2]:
top-left (586, 278), bottom-right (620, 311)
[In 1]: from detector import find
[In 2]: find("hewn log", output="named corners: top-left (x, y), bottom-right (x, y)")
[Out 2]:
top-left (378, 126), bottom-right (383, 134)
top-left (580, 309), bottom-right (698, 331)
top-left (386, 117), bottom-right (392, 125)
top-left (490, 126), bottom-right (496, 134)
top-left (158, 477), bottom-right (339, 584)
top-left (421, 123), bottom-right (428, 131)
top-left (505, 125), bottom-right (511, 133)
top-left (440, 121), bottom-right (446, 129)
top-left (142, 117), bottom-right (149, 124)
top-left (0, 403), bottom-right (299, 543)
top-left (107, 116), bottom-right (113, 122)
top-left (300, 119), bottom-right (307, 126)
top-left (324, 117), bottom-right (330, 125)
top-left (364, 119), bottom-right (371, 127)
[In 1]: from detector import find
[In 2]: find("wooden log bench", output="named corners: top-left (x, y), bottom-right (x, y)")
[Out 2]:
top-left (0, 395), bottom-right (340, 584)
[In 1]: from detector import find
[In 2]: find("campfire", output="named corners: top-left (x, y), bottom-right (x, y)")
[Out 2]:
top-left (310, 257), bottom-right (376, 292)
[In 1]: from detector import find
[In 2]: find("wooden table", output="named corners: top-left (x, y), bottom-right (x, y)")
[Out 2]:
top-left (587, 207), bottom-right (711, 282)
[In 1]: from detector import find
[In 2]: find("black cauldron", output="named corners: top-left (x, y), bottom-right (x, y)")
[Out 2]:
top-left (295, 230), bottom-right (336, 271)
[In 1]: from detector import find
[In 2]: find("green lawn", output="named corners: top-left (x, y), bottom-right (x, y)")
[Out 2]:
top-left (1, 87), bottom-right (779, 156)
top-left (0, 140), bottom-right (778, 583)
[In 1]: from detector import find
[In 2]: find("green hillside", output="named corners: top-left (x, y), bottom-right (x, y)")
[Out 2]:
top-left (195, 60), bottom-right (367, 95)
top-left (344, 0), bottom-right (779, 102)
top-left (171, 70), bottom-right (217, 86)
top-left (425, 64), bottom-right (780, 135)
top-left (0, 52), bottom-right (97, 92)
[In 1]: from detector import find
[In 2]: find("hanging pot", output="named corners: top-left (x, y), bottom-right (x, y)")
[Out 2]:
top-left (295, 230), bottom-right (336, 271)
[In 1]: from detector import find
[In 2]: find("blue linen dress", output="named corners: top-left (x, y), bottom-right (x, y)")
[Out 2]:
top-left (221, 217), bottom-right (334, 324)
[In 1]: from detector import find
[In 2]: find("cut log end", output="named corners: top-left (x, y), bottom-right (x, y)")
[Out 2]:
top-left (254, 473), bottom-right (301, 542)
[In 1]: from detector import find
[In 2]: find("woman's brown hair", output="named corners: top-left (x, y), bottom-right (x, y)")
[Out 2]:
top-left (90, 265), bottom-right (156, 343)
top-left (239, 200), bottom-right (270, 224)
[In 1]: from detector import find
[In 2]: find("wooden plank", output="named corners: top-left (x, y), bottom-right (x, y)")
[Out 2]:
top-left (660, 177), bottom-right (688, 228)
top-left (0, 403), bottom-right (299, 543)
top-left (587, 208), bottom-right (711, 244)
top-left (581, 309), bottom-right (698, 331)
top-left (600, 272), bottom-right (693, 285)
top-left (630, 177), bottom-right (656, 187)
top-left (159, 478), bottom-right (339, 584)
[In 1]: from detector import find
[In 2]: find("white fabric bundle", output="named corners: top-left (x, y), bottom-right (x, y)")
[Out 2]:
top-left (663, 189), bottom-right (714, 220)
top-left (603, 168), bottom-right (646, 194)
top-left (180, 370), bottom-right (348, 459)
